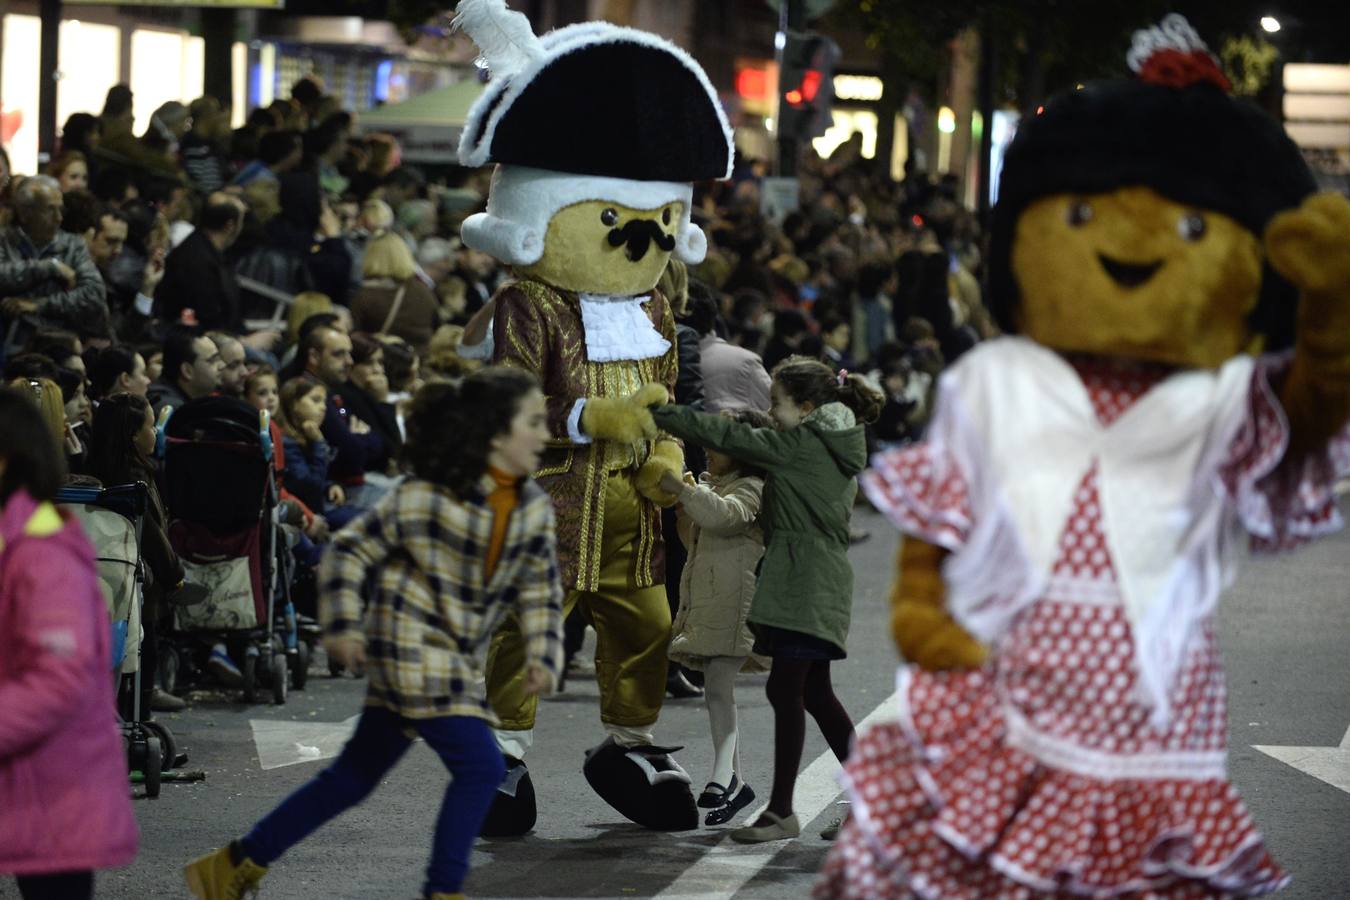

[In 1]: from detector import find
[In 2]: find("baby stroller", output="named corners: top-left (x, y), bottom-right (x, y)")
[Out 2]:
top-left (160, 396), bottom-right (305, 705)
top-left (58, 481), bottom-right (181, 798)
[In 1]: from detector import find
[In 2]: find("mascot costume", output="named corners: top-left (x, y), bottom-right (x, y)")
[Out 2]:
top-left (819, 15), bottom-right (1350, 898)
top-left (451, 0), bottom-right (733, 835)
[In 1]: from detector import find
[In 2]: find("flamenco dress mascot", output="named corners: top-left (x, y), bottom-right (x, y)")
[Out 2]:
top-left (818, 15), bottom-right (1350, 898)
top-left (450, 0), bottom-right (734, 835)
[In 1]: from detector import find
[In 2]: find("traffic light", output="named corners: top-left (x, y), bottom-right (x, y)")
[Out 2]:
top-left (777, 32), bottom-right (839, 141)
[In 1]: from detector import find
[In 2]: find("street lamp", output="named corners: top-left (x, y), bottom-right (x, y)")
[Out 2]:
top-left (1260, 15), bottom-right (1281, 33)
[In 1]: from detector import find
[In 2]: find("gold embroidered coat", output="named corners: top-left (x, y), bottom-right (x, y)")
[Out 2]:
top-left (491, 279), bottom-right (678, 592)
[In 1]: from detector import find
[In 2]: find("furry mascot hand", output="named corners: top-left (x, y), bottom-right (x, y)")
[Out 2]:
top-left (891, 536), bottom-right (988, 670)
top-left (1265, 192), bottom-right (1350, 456)
top-left (636, 439), bottom-right (684, 507)
top-left (579, 384), bottom-right (668, 443)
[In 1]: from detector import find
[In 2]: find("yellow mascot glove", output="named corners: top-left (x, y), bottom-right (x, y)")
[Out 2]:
top-left (636, 439), bottom-right (684, 508)
top-left (1265, 192), bottom-right (1350, 457)
top-left (891, 536), bottom-right (987, 670)
top-left (579, 383), bottom-right (668, 443)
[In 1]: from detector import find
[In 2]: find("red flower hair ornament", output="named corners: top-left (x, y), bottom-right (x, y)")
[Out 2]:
top-left (1127, 13), bottom-right (1232, 93)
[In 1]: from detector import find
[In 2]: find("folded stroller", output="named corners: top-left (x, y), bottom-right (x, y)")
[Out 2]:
top-left (58, 481), bottom-right (181, 798)
top-left (160, 396), bottom-right (305, 704)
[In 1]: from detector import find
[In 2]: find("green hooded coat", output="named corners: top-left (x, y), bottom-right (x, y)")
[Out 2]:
top-left (652, 402), bottom-right (866, 652)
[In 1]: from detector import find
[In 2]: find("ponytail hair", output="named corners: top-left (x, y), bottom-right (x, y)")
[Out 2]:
top-left (770, 356), bottom-right (884, 425)
top-left (403, 366), bottom-right (540, 496)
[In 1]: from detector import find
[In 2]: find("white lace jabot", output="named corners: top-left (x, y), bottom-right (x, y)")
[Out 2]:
top-left (578, 293), bottom-right (672, 362)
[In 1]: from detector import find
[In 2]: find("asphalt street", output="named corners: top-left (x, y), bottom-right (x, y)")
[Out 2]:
top-left (14, 502), bottom-right (1349, 900)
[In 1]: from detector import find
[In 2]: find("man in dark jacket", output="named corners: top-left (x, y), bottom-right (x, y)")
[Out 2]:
top-left (0, 175), bottom-right (110, 345)
top-left (155, 192), bottom-right (246, 330)
top-left (300, 325), bottom-right (386, 504)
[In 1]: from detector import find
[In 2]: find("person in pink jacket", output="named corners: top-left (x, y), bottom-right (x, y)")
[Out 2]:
top-left (0, 387), bottom-right (138, 899)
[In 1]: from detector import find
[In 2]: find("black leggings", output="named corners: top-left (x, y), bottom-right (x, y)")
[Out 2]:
top-left (763, 658), bottom-right (855, 818)
top-left (16, 871), bottom-right (92, 899)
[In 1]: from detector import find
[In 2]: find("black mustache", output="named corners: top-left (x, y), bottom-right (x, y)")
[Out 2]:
top-left (607, 218), bottom-right (677, 262)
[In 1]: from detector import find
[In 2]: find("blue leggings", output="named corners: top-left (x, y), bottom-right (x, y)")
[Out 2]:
top-left (240, 707), bottom-right (504, 895)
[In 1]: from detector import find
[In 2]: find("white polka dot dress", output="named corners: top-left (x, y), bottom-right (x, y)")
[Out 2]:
top-left (820, 355), bottom-right (1350, 899)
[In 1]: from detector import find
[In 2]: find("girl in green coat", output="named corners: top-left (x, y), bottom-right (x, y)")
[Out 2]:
top-left (650, 356), bottom-right (883, 844)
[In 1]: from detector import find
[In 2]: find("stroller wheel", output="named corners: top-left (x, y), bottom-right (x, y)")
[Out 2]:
top-left (292, 641), bottom-right (309, 691)
top-left (142, 720), bottom-right (181, 772)
top-left (143, 735), bottom-right (163, 798)
top-left (242, 651), bottom-right (258, 704)
top-left (158, 647), bottom-right (180, 697)
top-left (271, 653), bottom-right (288, 705)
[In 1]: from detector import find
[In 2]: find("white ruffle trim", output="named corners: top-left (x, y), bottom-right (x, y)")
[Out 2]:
top-left (578, 293), bottom-right (671, 362)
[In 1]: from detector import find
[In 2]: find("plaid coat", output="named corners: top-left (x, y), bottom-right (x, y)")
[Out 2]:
top-left (321, 475), bottom-right (564, 722)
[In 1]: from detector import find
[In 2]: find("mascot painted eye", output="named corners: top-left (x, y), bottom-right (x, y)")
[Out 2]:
top-left (1066, 200), bottom-right (1093, 227)
top-left (661, 207), bottom-right (672, 225)
top-left (601, 207), bottom-right (619, 226)
top-left (1177, 212), bottom-right (1206, 241)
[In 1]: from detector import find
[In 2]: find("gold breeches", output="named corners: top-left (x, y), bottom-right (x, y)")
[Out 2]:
top-left (486, 472), bottom-right (671, 730)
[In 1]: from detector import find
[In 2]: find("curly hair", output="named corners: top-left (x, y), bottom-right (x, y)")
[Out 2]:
top-left (771, 355), bottom-right (884, 425)
top-left (403, 367), bottom-right (540, 496)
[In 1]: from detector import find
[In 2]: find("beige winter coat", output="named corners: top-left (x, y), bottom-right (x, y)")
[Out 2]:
top-left (669, 472), bottom-right (770, 671)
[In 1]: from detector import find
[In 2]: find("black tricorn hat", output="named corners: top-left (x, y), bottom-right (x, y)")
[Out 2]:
top-left (457, 12), bottom-right (733, 184)
top-left (987, 16), bottom-right (1316, 348)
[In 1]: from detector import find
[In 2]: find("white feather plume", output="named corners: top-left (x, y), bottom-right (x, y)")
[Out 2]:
top-left (452, 0), bottom-right (544, 80)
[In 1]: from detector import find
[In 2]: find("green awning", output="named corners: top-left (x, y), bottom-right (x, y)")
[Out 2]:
top-left (360, 78), bottom-right (486, 127)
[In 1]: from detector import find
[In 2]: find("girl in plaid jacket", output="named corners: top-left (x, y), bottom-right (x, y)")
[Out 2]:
top-left (186, 367), bottom-right (565, 900)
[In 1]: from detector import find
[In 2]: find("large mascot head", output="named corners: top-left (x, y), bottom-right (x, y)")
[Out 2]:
top-left (454, 0), bottom-right (733, 296)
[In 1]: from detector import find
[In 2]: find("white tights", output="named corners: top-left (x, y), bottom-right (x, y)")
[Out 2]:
top-left (703, 656), bottom-right (746, 789)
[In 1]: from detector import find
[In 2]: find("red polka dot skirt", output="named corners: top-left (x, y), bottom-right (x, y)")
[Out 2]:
top-left (828, 356), bottom-right (1350, 898)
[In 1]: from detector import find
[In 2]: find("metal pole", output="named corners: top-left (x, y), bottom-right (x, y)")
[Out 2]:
top-left (776, 0), bottom-right (805, 177)
top-left (38, 0), bottom-right (60, 165)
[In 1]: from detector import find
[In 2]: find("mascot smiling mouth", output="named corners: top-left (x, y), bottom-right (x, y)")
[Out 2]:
top-left (1098, 253), bottom-right (1164, 288)
top-left (608, 217), bottom-right (677, 262)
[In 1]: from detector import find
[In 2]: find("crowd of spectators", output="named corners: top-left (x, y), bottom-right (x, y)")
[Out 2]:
top-left (0, 74), bottom-right (997, 712)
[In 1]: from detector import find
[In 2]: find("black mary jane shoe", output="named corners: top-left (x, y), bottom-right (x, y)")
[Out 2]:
top-left (698, 774), bottom-right (739, 809)
top-left (705, 780), bottom-right (756, 827)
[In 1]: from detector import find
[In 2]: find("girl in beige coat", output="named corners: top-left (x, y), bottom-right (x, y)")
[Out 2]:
top-left (661, 408), bottom-right (772, 827)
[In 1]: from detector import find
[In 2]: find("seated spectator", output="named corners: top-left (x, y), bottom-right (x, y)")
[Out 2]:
top-left (376, 334), bottom-right (419, 404)
top-left (156, 191), bottom-right (246, 330)
top-left (101, 199), bottom-right (167, 341)
top-left (343, 333), bottom-right (402, 459)
top-left (59, 189), bottom-right (101, 243)
top-left (55, 366), bottom-right (90, 473)
top-left (0, 175), bottom-right (110, 343)
top-left (147, 328), bottom-right (222, 416)
top-left (87, 392), bottom-right (208, 712)
top-left (297, 326), bottom-right (388, 504)
top-left (275, 376), bottom-right (358, 530)
top-left (350, 231), bottom-right (437, 356)
top-left (25, 329), bottom-right (84, 376)
top-left (380, 165), bottom-right (425, 211)
top-left (7, 375), bottom-right (75, 462)
top-left (91, 166), bottom-right (138, 208)
top-left (86, 345), bottom-right (151, 400)
top-left (49, 151), bottom-right (89, 194)
top-left (206, 330), bottom-right (248, 399)
top-left (3, 353), bottom-right (59, 385)
top-left (244, 365), bottom-right (326, 540)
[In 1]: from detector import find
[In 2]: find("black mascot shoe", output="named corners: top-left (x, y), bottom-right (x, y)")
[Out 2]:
top-left (582, 737), bottom-right (699, 831)
top-left (479, 756), bottom-right (536, 837)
